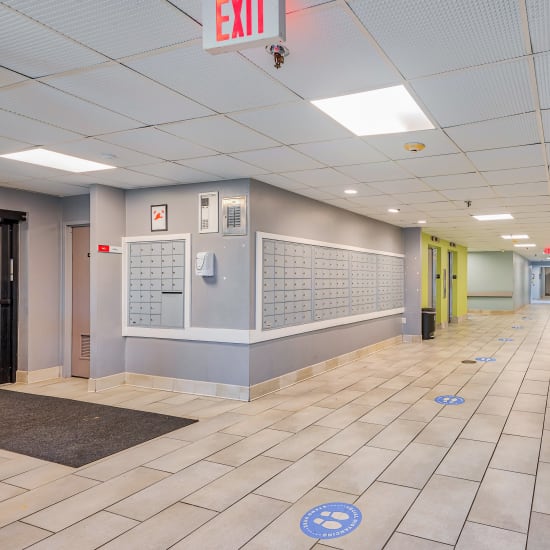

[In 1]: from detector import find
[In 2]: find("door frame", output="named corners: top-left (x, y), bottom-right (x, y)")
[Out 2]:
top-left (0, 209), bottom-right (25, 384)
top-left (62, 222), bottom-right (90, 379)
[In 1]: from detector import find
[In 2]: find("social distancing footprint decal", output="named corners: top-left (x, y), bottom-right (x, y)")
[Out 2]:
top-left (301, 503), bottom-right (362, 539)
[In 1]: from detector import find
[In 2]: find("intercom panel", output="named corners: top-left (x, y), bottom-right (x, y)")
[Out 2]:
top-left (198, 192), bottom-right (219, 234)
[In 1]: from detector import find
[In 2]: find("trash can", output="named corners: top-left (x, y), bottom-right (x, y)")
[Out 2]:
top-left (422, 308), bottom-right (436, 340)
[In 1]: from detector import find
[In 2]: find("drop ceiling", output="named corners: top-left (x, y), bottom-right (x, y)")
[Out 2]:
top-left (0, 0), bottom-right (549, 259)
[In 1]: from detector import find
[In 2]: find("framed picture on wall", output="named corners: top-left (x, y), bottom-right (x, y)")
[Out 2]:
top-left (151, 204), bottom-right (167, 232)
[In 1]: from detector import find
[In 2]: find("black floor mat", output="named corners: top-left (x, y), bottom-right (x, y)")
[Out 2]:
top-left (0, 389), bottom-right (197, 467)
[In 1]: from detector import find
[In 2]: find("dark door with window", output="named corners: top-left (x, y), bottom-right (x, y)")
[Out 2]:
top-left (0, 210), bottom-right (25, 384)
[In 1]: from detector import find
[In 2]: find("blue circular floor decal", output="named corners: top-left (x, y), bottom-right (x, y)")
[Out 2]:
top-left (475, 357), bottom-right (496, 362)
top-left (435, 395), bottom-right (465, 405)
top-left (300, 503), bottom-right (362, 539)
top-left (498, 338), bottom-right (513, 342)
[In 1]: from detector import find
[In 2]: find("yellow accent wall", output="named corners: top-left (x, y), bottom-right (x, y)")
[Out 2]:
top-left (421, 233), bottom-right (468, 325)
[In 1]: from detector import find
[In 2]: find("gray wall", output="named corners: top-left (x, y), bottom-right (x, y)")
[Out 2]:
top-left (513, 253), bottom-right (530, 310)
top-left (0, 188), bottom-right (62, 373)
top-left (249, 180), bottom-right (405, 384)
top-left (403, 227), bottom-right (422, 337)
top-left (90, 185), bottom-right (125, 378)
top-left (125, 180), bottom-right (251, 329)
top-left (124, 180), bottom-right (250, 383)
top-left (62, 194), bottom-right (90, 224)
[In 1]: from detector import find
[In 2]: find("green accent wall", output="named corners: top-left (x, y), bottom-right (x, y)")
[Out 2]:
top-left (421, 233), bottom-right (468, 325)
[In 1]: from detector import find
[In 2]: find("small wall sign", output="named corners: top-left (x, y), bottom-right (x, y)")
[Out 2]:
top-left (151, 204), bottom-right (167, 232)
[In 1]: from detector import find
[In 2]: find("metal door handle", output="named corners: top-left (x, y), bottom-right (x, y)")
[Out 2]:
top-left (0, 298), bottom-right (11, 306)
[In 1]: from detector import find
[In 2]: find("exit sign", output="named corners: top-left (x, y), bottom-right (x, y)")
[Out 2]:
top-left (203, 0), bottom-right (286, 54)
top-left (544, 247), bottom-right (550, 254)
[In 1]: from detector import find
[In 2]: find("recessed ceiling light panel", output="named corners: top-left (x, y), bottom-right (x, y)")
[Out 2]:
top-left (501, 234), bottom-right (529, 239)
top-left (311, 85), bottom-right (434, 136)
top-left (473, 214), bottom-right (514, 221)
top-left (514, 243), bottom-right (536, 248)
top-left (344, 189), bottom-right (358, 195)
top-left (0, 148), bottom-right (116, 173)
top-left (388, 208), bottom-right (400, 213)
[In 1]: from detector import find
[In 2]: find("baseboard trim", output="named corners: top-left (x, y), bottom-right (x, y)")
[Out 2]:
top-left (16, 366), bottom-right (60, 384)
top-left (468, 309), bottom-right (514, 315)
top-left (403, 334), bottom-right (422, 344)
top-left (86, 334), bottom-right (403, 402)
top-left (249, 335), bottom-right (402, 401)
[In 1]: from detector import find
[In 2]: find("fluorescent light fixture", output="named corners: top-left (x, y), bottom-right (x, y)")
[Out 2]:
top-left (501, 234), bottom-right (529, 239)
top-left (0, 148), bottom-right (116, 173)
top-left (417, 220), bottom-right (427, 224)
top-left (388, 208), bottom-right (400, 213)
top-left (311, 85), bottom-right (434, 136)
top-left (514, 243), bottom-right (536, 248)
top-left (473, 214), bottom-right (514, 221)
top-left (344, 189), bottom-right (358, 195)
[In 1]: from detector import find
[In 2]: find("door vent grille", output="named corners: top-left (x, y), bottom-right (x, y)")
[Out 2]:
top-left (80, 334), bottom-right (90, 360)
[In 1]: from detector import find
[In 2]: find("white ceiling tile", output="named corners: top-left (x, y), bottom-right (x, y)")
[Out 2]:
top-left (181, 156), bottom-right (267, 179)
top-left (86, 167), bottom-right (172, 187)
top-left (0, 67), bottom-right (28, 87)
top-left (349, 0), bottom-right (525, 78)
top-left (499, 195), bottom-right (550, 206)
top-left (394, 190), bottom-right (446, 204)
top-left (168, 0), bottom-right (202, 21)
top-left (0, 156), bottom-right (70, 181)
top-left (4, 0), bottom-right (200, 58)
top-left (293, 139), bottom-right (387, 166)
top-left (48, 138), bottom-right (159, 168)
top-left (125, 43), bottom-right (298, 113)
top-left (0, 81), bottom-right (140, 135)
top-left (241, 4), bottom-right (400, 99)
top-left (467, 144), bottom-right (545, 171)
top-left (0, 179), bottom-right (89, 196)
top-left (422, 173), bottom-right (486, 190)
top-left (528, 0), bottom-right (550, 53)
top-left (0, 5), bottom-right (106, 78)
top-left (492, 181), bottom-right (549, 197)
top-left (336, 161), bottom-right (411, 182)
top-left (411, 59), bottom-right (534, 127)
top-left (97, 128), bottom-right (215, 161)
top-left (256, 174), bottom-right (310, 191)
top-left (397, 153), bottom-right (475, 177)
top-left (0, 109), bottom-right (81, 146)
top-left (445, 113), bottom-right (540, 151)
top-left (130, 162), bottom-right (218, 184)
top-left (232, 147), bottom-right (323, 172)
top-left (0, 136), bottom-right (33, 154)
top-left (364, 129), bottom-right (459, 160)
top-left (317, 183), bottom-right (383, 198)
top-left (417, 201), bottom-right (465, 213)
top-left (295, 187), bottom-right (338, 201)
top-left (439, 186), bottom-right (497, 200)
top-left (323, 197), bottom-right (364, 209)
top-left (482, 165), bottom-right (548, 184)
top-left (160, 116), bottom-right (278, 154)
top-left (369, 178), bottom-right (429, 194)
top-left (42, 63), bottom-right (212, 125)
top-left (280, 168), bottom-right (357, 187)
top-left (229, 102), bottom-right (352, 144)
top-left (351, 194), bottom-right (404, 207)
top-left (534, 53), bottom-right (550, 109)
top-left (541, 111), bottom-right (550, 141)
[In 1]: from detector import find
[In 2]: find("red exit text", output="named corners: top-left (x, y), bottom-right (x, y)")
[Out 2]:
top-left (216, 0), bottom-right (264, 42)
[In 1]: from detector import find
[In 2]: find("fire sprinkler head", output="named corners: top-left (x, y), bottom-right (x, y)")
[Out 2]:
top-left (266, 43), bottom-right (290, 69)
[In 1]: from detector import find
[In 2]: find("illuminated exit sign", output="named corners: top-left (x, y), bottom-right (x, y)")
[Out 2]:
top-left (203, 0), bottom-right (286, 54)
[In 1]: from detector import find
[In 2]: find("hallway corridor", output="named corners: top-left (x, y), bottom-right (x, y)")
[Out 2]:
top-left (0, 307), bottom-right (549, 549)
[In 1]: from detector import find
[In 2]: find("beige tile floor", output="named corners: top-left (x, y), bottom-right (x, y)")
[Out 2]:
top-left (1, 307), bottom-right (549, 549)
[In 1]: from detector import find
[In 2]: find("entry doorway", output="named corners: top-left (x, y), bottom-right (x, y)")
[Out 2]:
top-left (448, 251), bottom-right (455, 323)
top-left (71, 226), bottom-right (90, 378)
top-left (0, 210), bottom-right (25, 384)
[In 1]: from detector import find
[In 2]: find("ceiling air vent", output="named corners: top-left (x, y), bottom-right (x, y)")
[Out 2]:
top-left (431, 236), bottom-right (440, 243)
